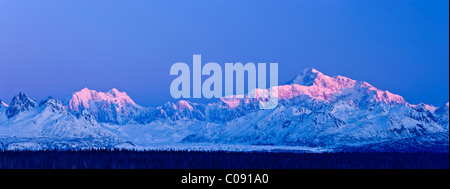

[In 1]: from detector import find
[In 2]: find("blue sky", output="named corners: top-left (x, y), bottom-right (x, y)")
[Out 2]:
top-left (0, 0), bottom-right (448, 107)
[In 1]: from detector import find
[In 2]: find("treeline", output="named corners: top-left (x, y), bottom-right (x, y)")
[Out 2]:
top-left (0, 149), bottom-right (448, 169)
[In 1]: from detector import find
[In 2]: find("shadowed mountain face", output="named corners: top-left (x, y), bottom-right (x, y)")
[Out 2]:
top-left (5, 92), bottom-right (37, 119)
top-left (0, 68), bottom-right (448, 152)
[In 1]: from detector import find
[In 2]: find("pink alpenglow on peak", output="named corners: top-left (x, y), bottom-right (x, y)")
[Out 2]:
top-left (1, 100), bottom-right (8, 107)
top-left (176, 100), bottom-right (194, 111)
top-left (285, 68), bottom-right (406, 104)
top-left (220, 68), bottom-right (406, 107)
top-left (68, 88), bottom-right (136, 112)
top-left (288, 68), bottom-right (356, 90)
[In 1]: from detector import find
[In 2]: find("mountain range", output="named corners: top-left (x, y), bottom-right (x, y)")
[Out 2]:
top-left (0, 68), bottom-right (448, 152)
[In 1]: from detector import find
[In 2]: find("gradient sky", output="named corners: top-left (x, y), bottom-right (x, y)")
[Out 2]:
top-left (0, 0), bottom-right (448, 107)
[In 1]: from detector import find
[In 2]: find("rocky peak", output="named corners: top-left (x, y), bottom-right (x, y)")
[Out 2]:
top-left (39, 96), bottom-right (65, 113)
top-left (5, 92), bottom-right (37, 119)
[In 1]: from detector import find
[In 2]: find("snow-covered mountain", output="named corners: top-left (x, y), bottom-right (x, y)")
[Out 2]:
top-left (66, 88), bottom-right (143, 124)
top-left (64, 88), bottom-right (206, 125)
top-left (435, 102), bottom-right (449, 130)
top-left (5, 92), bottom-right (38, 119)
top-left (0, 68), bottom-right (448, 152)
top-left (0, 93), bottom-right (119, 150)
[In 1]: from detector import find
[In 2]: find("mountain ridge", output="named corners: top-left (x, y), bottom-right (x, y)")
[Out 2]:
top-left (0, 68), bottom-right (448, 152)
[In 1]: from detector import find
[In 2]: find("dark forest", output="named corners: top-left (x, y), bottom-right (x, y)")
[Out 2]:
top-left (0, 149), bottom-right (448, 169)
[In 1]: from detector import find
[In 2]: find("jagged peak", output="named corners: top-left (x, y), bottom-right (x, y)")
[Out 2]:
top-left (5, 92), bottom-right (38, 119)
top-left (37, 96), bottom-right (65, 113)
top-left (39, 96), bottom-right (60, 106)
top-left (410, 103), bottom-right (437, 112)
top-left (10, 92), bottom-right (37, 106)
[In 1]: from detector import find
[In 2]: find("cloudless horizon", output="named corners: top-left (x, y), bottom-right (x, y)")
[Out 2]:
top-left (0, 0), bottom-right (448, 107)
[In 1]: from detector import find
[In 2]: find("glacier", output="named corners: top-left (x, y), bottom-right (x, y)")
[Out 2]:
top-left (0, 68), bottom-right (448, 152)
